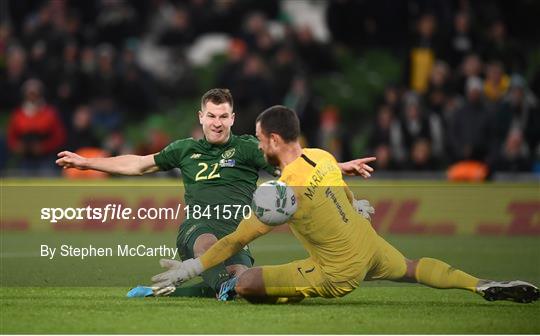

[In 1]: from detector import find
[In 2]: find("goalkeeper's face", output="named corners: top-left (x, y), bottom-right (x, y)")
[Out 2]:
top-left (256, 122), bottom-right (280, 166)
top-left (199, 102), bottom-right (235, 144)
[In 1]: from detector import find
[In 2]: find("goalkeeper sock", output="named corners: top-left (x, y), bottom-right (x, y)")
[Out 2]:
top-left (202, 263), bottom-right (231, 293)
top-left (415, 257), bottom-right (480, 292)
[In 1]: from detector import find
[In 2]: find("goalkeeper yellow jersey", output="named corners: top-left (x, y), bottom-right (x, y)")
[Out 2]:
top-left (279, 148), bottom-right (376, 281)
top-left (199, 148), bottom-right (379, 283)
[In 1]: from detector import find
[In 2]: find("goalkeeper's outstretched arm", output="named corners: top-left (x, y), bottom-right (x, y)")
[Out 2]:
top-left (343, 184), bottom-right (375, 220)
top-left (56, 151), bottom-right (160, 176)
top-left (199, 216), bottom-right (273, 270)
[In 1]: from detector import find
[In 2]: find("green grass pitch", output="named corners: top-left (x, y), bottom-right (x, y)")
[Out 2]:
top-left (1, 233), bottom-right (539, 334)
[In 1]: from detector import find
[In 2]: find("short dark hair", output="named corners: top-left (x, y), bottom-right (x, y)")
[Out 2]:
top-left (256, 105), bottom-right (300, 142)
top-left (201, 88), bottom-right (233, 109)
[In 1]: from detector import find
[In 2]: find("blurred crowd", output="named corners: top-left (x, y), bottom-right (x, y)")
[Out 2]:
top-left (366, 8), bottom-right (540, 175)
top-left (1, 0), bottom-right (539, 177)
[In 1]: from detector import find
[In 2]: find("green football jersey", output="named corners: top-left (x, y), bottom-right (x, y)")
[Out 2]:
top-left (154, 134), bottom-right (276, 224)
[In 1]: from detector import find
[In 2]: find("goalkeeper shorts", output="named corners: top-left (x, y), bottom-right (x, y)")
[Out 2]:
top-left (261, 235), bottom-right (407, 298)
top-left (261, 258), bottom-right (360, 299)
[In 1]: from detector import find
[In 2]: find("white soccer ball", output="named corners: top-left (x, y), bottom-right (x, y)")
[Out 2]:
top-left (251, 180), bottom-right (297, 226)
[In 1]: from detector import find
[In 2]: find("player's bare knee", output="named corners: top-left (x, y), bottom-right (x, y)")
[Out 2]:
top-left (235, 268), bottom-right (265, 297)
top-left (193, 233), bottom-right (218, 257)
top-left (235, 269), bottom-right (255, 296)
top-left (392, 258), bottom-right (419, 282)
top-left (404, 258), bottom-right (419, 282)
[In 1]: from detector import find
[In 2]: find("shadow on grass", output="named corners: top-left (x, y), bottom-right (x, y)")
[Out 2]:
top-left (2, 291), bottom-right (537, 310)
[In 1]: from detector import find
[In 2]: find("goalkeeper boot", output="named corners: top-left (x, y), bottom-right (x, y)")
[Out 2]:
top-left (127, 285), bottom-right (154, 298)
top-left (217, 276), bottom-right (238, 301)
top-left (476, 280), bottom-right (539, 303)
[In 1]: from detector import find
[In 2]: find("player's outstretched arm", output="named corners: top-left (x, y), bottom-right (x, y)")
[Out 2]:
top-left (198, 216), bottom-right (272, 270)
top-left (56, 151), bottom-right (160, 176)
top-left (338, 157), bottom-right (376, 178)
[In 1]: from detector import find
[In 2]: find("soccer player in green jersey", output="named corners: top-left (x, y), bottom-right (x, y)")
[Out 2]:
top-left (56, 88), bottom-right (376, 298)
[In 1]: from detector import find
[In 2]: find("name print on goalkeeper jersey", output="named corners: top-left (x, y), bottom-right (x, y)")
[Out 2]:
top-left (279, 148), bottom-right (373, 280)
top-left (154, 134), bottom-right (277, 229)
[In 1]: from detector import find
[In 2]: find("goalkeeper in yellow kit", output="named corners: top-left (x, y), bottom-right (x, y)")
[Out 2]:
top-left (151, 105), bottom-right (539, 304)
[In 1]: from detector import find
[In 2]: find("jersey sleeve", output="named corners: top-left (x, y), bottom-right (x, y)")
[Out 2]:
top-left (153, 139), bottom-right (188, 171)
top-left (253, 148), bottom-right (279, 176)
top-left (241, 135), bottom-right (278, 176)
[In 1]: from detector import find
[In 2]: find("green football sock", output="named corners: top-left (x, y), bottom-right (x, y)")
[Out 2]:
top-left (201, 263), bottom-right (231, 293)
top-left (170, 278), bottom-right (216, 298)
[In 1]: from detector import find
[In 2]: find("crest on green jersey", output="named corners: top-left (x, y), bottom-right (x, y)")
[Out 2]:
top-left (222, 148), bottom-right (235, 159)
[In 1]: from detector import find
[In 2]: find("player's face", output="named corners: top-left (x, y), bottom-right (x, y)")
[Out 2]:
top-left (199, 102), bottom-right (235, 144)
top-left (256, 122), bottom-right (280, 166)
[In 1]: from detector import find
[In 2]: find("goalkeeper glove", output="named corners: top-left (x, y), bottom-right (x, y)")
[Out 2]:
top-left (353, 199), bottom-right (375, 220)
top-left (151, 258), bottom-right (203, 296)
